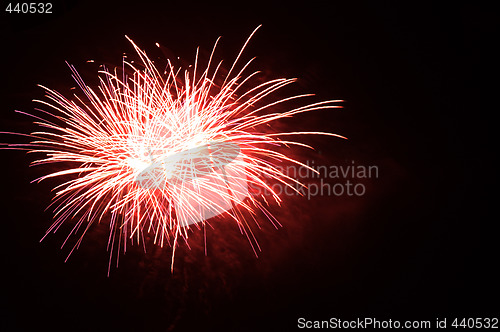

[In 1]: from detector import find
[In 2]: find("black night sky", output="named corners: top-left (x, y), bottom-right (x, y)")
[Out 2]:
top-left (1, 1), bottom-right (497, 331)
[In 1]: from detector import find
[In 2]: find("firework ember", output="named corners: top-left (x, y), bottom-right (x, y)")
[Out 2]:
top-left (2, 26), bottom-right (345, 272)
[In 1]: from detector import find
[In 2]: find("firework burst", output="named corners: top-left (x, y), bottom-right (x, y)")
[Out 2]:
top-left (2, 26), bottom-right (345, 273)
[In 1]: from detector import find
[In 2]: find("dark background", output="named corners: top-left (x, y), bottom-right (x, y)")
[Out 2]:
top-left (1, 1), bottom-right (497, 331)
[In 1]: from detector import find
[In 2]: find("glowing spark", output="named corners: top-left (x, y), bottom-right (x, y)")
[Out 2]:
top-left (2, 26), bottom-right (345, 273)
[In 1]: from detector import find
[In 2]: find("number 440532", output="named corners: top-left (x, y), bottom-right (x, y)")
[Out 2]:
top-left (5, 3), bottom-right (52, 14)
top-left (452, 318), bottom-right (498, 329)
